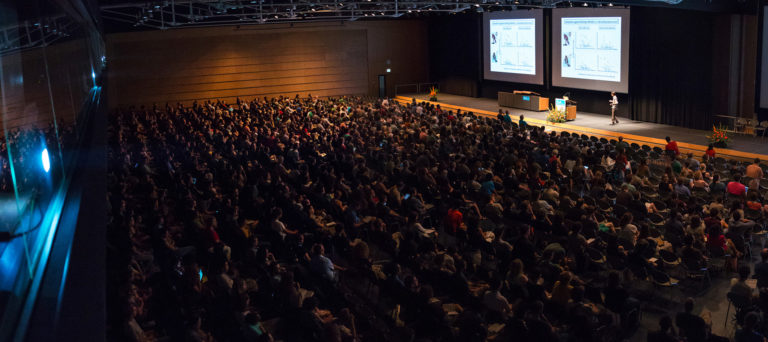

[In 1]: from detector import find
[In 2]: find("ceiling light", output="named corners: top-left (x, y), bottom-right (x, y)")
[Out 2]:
top-left (582, 2), bottom-right (588, 6)
top-left (608, 2), bottom-right (614, 6)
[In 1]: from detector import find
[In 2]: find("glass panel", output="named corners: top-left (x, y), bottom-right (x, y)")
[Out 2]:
top-left (0, 0), bottom-right (102, 338)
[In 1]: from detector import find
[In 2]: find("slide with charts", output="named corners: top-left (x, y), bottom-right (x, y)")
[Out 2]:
top-left (561, 17), bottom-right (621, 82)
top-left (489, 18), bottom-right (536, 75)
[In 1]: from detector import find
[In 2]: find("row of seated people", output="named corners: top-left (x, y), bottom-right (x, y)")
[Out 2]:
top-left (108, 95), bottom-right (767, 342)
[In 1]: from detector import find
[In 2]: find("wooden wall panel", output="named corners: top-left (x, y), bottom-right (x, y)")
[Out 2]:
top-left (106, 20), bottom-right (429, 108)
top-left (107, 27), bottom-right (370, 107)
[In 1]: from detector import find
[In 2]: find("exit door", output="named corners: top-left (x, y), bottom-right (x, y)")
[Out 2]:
top-left (378, 75), bottom-right (386, 98)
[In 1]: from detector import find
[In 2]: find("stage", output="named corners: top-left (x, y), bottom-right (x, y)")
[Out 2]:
top-left (396, 93), bottom-right (768, 161)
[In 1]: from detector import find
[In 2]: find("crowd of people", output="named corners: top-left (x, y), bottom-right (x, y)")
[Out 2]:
top-left (107, 94), bottom-right (768, 342)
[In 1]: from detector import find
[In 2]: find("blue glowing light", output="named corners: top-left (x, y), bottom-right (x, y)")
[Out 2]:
top-left (42, 149), bottom-right (50, 173)
top-left (91, 71), bottom-right (96, 80)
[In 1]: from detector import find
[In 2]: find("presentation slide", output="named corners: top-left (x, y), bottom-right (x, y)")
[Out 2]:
top-left (483, 10), bottom-right (544, 85)
top-left (561, 17), bottom-right (622, 82)
top-left (489, 19), bottom-right (536, 75)
top-left (552, 8), bottom-right (630, 93)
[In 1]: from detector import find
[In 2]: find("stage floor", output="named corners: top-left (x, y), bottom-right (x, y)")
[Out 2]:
top-left (397, 93), bottom-right (768, 160)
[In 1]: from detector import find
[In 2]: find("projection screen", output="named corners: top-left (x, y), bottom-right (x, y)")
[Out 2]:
top-left (552, 8), bottom-right (630, 93)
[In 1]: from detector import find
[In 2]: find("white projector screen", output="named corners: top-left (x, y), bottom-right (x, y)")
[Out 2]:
top-left (483, 10), bottom-right (544, 84)
top-left (552, 8), bottom-right (630, 93)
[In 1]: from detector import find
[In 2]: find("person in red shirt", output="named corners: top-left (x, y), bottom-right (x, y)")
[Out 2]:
top-left (665, 136), bottom-right (680, 157)
top-left (727, 174), bottom-right (747, 197)
top-left (444, 204), bottom-right (464, 234)
top-left (704, 144), bottom-right (716, 162)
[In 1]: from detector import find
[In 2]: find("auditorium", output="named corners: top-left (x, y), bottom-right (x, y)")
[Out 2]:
top-left (2, 0), bottom-right (768, 341)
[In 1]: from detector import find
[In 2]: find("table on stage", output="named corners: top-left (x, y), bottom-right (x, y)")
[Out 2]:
top-left (498, 91), bottom-right (548, 111)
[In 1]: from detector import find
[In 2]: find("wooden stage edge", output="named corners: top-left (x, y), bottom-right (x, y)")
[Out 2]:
top-left (394, 96), bottom-right (768, 162)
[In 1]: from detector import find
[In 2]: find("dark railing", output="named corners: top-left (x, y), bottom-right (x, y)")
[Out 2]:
top-left (394, 82), bottom-right (440, 96)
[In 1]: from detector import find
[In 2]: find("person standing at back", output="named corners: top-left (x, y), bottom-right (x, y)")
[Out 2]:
top-left (746, 158), bottom-right (764, 180)
top-left (665, 136), bottom-right (680, 158)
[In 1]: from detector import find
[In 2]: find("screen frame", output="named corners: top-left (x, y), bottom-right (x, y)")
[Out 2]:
top-left (551, 7), bottom-right (630, 93)
top-left (483, 10), bottom-right (545, 85)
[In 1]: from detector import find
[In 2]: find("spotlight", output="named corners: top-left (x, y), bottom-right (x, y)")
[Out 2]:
top-left (582, 2), bottom-right (588, 6)
top-left (41, 149), bottom-right (50, 173)
top-left (608, 2), bottom-right (613, 6)
top-left (386, 68), bottom-right (391, 73)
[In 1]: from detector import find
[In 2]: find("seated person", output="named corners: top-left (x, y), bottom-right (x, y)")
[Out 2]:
top-left (735, 312), bottom-right (767, 342)
top-left (676, 298), bottom-right (708, 342)
top-left (730, 265), bottom-right (757, 304)
top-left (681, 235), bottom-right (707, 270)
top-left (754, 248), bottom-right (768, 289)
top-left (647, 316), bottom-right (679, 342)
top-left (309, 243), bottom-right (345, 283)
top-left (482, 277), bottom-right (512, 319)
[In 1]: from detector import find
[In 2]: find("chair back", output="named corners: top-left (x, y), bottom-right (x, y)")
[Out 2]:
top-left (727, 291), bottom-right (751, 309)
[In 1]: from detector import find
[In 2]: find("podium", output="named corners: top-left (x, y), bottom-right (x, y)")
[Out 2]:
top-left (565, 105), bottom-right (577, 121)
top-left (556, 98), bottom-right (577, 121)
top-left (498, 91), bottom-right (548, 111)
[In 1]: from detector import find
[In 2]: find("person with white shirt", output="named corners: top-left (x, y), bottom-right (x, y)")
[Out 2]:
top-left (610, 92), bottom-right (619, 125)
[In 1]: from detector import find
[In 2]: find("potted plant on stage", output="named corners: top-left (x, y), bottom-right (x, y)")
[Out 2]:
top-left (707, 124), bottom-right (730, 148)
top-left (429, 87), bottom-right (438, 102)
top-left (546, 105), bottom-right (566, 124)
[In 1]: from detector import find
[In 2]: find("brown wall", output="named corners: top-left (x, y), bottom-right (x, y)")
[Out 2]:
top-left (1, 38), bottom-right (93, 131)
top-left (106, 20), bottom-right (429, 108)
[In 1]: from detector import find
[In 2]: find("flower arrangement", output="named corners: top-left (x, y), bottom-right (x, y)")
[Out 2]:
top-left (706, 124), bottom-right (729, 148)
top-left (429, 87), bottom-right (438, 101)
top-left (546, 105), bottom-right (566, 123)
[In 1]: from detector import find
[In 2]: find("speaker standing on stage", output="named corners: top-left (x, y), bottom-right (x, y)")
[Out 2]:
top-left (610, 92), bottom-right (619, 125)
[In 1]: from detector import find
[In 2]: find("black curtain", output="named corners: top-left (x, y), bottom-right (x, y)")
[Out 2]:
top-left (628, 7), bottom-right (718, 130)
top-left (428, 13), bottom-right (481, 97)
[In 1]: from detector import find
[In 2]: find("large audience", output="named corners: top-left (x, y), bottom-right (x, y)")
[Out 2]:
top-left (108, 95), bottom-right (768, 342)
